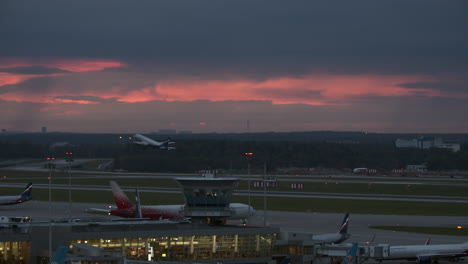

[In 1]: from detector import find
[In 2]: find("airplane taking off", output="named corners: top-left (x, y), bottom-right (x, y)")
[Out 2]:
top-left (87, 181), bottom-right (255, 225)
top-left (382, 241), bottom-right (468, 263)
top-left (133, 133), bottom-right (176, 150)
top-left (311, 213), bottom-right (350, 244)
top-left (0, 183), bottom-right (32, 205)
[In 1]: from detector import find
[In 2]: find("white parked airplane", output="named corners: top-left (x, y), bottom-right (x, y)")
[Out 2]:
top-left (312, 213), bottom-right (351, 244)
top-left (0, 183), bottom-right (32, 205)
top-left (384, 242), bottom-right (468, 263)
top-left (86, 181), bottom-right (255, 225)
top-left (133, 133), bottom-right (176, 150)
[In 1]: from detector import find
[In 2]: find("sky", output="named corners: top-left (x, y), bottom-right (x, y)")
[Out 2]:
top-left (1, 1), bottom-right (467, 134)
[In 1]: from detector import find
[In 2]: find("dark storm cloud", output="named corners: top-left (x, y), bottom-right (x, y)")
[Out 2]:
top-left (0, 66), bottom-right (71, 75)
top-left (0, 76), bottom-right (61, 95)
top-left (0, 70), bottom-right (156, 96)
top-left (254, 88), bottom-right (324, 101)
top-left (1, 0), bottom-right (467, 78)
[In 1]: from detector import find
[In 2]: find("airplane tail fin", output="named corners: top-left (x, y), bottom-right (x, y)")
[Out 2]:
top-left (342, 243), bottom-right (358, 264)
top-left (110, 181), bottom-right (134, 209)
top-left (20, 183), bottom-right (32, 201)
top-left (162, 138), bottom-right (176, 150)
top-left (425, 237), bottom-right (431, 245)
top-left (134, 188), bottom-right (142, 218)
top-left (49, 246), bottom-right (68, 264)
top-left (339, 213), bottom-right (350, 235)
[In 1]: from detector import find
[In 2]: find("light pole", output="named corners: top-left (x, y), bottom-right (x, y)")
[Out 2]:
top-left (263, 162), bottom-right (267, 227)
top-left (65, 152), bottom-right (74, 222)
top-left (46, 156), bottom-right (55, 261)
top-left (244, 152), bottom-right (253, 215)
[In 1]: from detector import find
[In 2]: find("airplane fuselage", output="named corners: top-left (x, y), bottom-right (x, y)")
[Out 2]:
top-left (312, 233), bottom-right (348, 244)
top-left (0, 195), bottom-right (27, 205)
top-left (110, 204), bottom-right (184, 220)
top-left (389, 243), bottom-right (468, 259)
top-left (109, 203), bottom-right (255, 221)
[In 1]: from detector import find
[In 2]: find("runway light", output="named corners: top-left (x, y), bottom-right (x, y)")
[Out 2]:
top-left (457, 226), bottom-right (463, 229)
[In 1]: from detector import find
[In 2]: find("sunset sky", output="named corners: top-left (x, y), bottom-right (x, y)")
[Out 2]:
top-left (1, 1), bottom-right (467, 133)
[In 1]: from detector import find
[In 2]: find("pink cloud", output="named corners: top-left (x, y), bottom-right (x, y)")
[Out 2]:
top-left (0, 57), bottom-right (126, 89)
top-left (1, 70), bottom-right (466, 107)
top-left (0, 57), bottom-right (126, 72)
top-left (114, 74), bottom-right (463, 105)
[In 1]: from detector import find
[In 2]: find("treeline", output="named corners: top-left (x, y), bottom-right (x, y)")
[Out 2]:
top-left (116, 140), bottom-right (468, 173)
top-left (1, 138), bottom-right (467, 173)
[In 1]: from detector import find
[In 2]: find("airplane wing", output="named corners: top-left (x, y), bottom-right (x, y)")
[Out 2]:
top-left (85, 206), bottom-right (116, 215)
top-left (134, 141), bottom-right (149, 146)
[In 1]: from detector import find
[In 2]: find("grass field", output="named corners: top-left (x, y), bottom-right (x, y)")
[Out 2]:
top-left (369, 226), bottom-right (468, 236)
top-left (2, 169), bottom-right (468, 197)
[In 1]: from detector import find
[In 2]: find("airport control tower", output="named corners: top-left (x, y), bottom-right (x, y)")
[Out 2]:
top-left (176, 171), bottom-right (240, 225)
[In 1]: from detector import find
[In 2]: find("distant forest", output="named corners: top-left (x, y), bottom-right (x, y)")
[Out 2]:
top-left (1, 132), bottom-right (467, 173)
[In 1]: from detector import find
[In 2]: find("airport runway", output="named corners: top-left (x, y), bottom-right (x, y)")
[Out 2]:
top-left (1, 200), bottom-right (467, 247)
top-left (2, 182), bottom-right (468, 203)
top-left (6, 163), bottom-right (468, 187)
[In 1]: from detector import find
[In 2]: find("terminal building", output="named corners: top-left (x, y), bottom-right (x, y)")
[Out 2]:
top-left (0, 175), bottom-right (278, 264)
top-left (0, 220), bottom-right (278, 264)
top-left (0, 174), bottom-right (392, 264)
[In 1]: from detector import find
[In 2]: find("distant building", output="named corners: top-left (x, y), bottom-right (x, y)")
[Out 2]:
top-left (41, 126), bottom-right (47, 133)
top-left (395, 136), bottom-right (460, 152)
top-left (395, 138), bottom-right (418, 148)
top-left (158, 129), bottom-right (177, 134)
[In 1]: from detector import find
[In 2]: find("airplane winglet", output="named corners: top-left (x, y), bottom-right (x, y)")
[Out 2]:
top-left (49, 246), bottom-right (68, 264)
top-left (342, 243), bottom-right (359, 264)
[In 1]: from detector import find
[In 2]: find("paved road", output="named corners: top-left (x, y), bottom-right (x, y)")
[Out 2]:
top-left (1, 200), bottom-right (467, 247)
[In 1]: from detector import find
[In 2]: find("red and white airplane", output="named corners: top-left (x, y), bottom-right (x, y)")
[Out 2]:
top-left (87, 181), bottom-right (255, 224)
